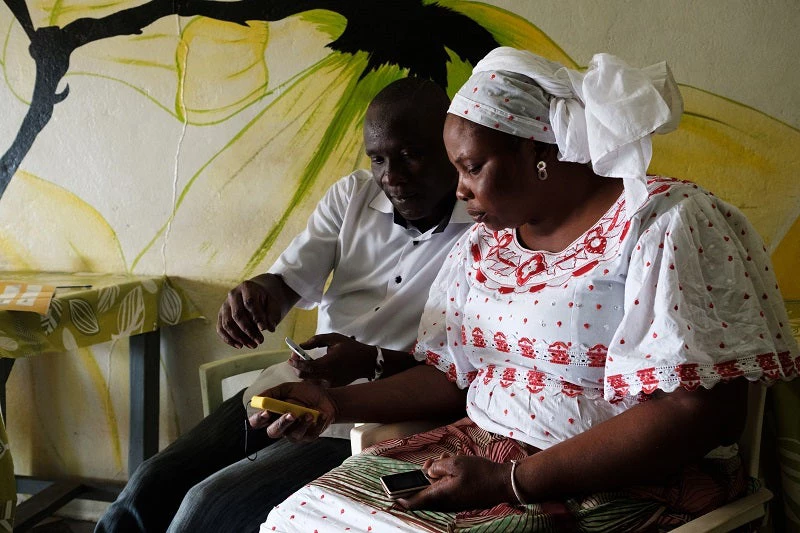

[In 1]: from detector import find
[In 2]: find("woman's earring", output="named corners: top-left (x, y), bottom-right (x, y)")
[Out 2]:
top-left (537, 161), bottom-right (548, 181)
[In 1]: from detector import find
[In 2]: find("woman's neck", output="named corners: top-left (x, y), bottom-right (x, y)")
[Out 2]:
top-left (517, 175), bottom-right (624, 253)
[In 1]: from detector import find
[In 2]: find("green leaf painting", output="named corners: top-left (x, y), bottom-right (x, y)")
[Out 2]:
top-left (0, 0), bottom-right (797, 287)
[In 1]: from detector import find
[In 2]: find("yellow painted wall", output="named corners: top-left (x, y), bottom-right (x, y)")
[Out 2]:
top-left (0, 0), bottom-right (797, 492)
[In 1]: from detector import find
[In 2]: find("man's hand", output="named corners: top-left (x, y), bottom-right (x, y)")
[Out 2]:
top-left (288, 333), bottom-right (378, 387)
top-left (397, 454), bottom-right (514, 511)
top-left (217, 274), bottom-right (285, 349)
top-left (248, 381), bottom-right (338, 442)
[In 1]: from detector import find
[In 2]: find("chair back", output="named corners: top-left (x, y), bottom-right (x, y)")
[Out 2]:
top-left (199, 349), bottom-right (292, 417)
top-left (739, 382), bottom-right (767, 479)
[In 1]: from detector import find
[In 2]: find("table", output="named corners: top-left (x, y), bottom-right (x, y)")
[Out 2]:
top-left (0, 272), bottom-right (201, 531)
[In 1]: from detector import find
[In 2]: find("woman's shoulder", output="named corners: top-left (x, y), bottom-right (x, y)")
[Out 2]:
top-left (633, 177), bottom-right (756, 242)
top-left (635, 177), bottom-right (732, 222)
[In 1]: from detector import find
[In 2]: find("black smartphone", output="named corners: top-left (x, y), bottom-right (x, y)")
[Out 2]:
top-left (380, 469), bottom-right (431, 499)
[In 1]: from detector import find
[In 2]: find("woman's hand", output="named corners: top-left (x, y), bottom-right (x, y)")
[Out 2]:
top-left (288, 333), bottom-right (378, 387)
top-left (398, 453), bottom-right (514, 511)
top-left (248, 381), bottom-right (338, 442)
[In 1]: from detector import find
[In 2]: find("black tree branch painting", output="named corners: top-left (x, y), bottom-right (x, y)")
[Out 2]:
top-left (0, 0), bottom-right (498, 198)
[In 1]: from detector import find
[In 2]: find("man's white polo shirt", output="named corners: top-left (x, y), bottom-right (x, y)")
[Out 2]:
top-left (243, 170), bottom-right (472, 436)
top-left (275, 169), bottom-right (471, 350)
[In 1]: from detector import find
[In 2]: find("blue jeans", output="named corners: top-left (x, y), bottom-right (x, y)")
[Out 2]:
top-left (95, 389), bottom-right (351, 533)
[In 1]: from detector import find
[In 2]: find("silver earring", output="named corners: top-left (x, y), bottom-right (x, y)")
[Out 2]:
top-left (537, 161), bottom-right (548, 181)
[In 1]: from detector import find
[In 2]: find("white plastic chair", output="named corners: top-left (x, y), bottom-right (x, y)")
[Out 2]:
top-left (199, 306), bottom-right (318, 417)
top-left (672, 382), bottom-right (772, 532)
top-left (199, 349), bottom-right (292, 417)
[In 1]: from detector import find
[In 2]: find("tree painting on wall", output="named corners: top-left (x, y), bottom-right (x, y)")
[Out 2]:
top-left (0, 0), bottom-right (797, 281)
top-left (0, 0), bottom-right (580, 275)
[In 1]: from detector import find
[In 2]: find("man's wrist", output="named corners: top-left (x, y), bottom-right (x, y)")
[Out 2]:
top-left (369, 346), bottom-right (384, 381)
top-left (250, 272), bottom-right (278, 289)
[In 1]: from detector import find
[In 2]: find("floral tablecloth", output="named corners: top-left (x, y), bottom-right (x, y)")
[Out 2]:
top-left (0, 272), bottom-right (199, 359)
top-left (0, 272), bottom-right (200, 530)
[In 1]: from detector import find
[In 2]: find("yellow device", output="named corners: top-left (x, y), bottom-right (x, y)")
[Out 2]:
top-left (250, 395), bottom-right (320, 423)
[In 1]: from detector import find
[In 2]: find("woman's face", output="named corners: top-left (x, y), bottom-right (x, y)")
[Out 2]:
top-left (443, 115), bottom-right (540, 231)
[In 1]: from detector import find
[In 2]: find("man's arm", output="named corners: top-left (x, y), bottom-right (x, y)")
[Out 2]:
top-left (218, 176), bottom-right (358, 349)
top-left (217, 273), bottom-right (300, 349)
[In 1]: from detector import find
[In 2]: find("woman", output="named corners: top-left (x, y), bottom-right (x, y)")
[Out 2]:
top-left (256, 47), bottom-right (798, 532)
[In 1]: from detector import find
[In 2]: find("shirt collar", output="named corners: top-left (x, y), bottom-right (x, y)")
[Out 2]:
top-left (369, 190), bottom-right (472, 234)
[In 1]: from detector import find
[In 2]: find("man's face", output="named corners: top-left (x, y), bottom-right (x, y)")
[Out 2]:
top-left (364, 106), bottom-right (457, 226)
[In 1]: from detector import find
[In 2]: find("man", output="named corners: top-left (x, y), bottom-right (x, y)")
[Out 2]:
top-left (96, 77), bottom-right (471, 533)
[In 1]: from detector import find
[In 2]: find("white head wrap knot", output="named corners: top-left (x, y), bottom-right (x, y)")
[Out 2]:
top-left (448, 47), bottom-right (683, 213)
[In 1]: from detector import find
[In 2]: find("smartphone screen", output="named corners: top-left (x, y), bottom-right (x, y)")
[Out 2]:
top-left (380, 470), bottom-right (431, 498)
top-left (285, 336), bottom-right (312, 361)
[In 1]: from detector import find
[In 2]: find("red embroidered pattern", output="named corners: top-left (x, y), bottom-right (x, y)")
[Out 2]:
top-left (467, 178), bottom-right (679, 294)
top-left (469, 198), bottom-right (627, 295)
top-left (476, 365), bottom-right (594, 397)
top-left (460, 325), bottom-right (609, 368)
top-left (606, 351), bottom-right (799, 399)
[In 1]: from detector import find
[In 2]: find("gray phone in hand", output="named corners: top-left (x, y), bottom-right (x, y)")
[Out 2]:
top-left (285, 336), bottom-right (312, 361)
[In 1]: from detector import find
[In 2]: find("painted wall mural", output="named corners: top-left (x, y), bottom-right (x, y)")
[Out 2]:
top-left (0, 0), bottom-right (797, 526)
top-left (1, 1), bottom-right (797, 284)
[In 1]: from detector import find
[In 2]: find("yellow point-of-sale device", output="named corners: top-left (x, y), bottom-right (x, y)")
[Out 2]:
top-left (250, 395), bottom-right (320, 423)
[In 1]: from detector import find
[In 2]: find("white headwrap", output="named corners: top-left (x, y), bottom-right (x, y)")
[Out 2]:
top-left (449, 47), bottom-right (683, 213)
